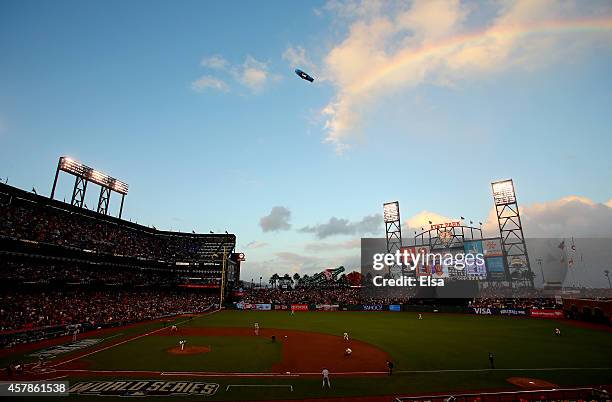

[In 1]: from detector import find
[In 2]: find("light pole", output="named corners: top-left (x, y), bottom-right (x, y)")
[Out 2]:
top-left (259, 276), bottom-right (262, 288)
top-left (536, 258), bottom-right (545, 284)
top-left (605, 270), bottom-right (611, 289)
top-left (213, 246), bottom-right (228, 307)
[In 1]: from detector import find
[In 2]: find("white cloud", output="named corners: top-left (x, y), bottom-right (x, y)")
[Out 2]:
top-left (318, 0), bottom-right (612, 152)
top-left (491, 195), bottom-right (612, 238)
top-left (403, 210), bottom-right (458, 234)
top-left (409, 195), bottom-right (612, 238)
top-left (245, 241), bottom-right (269, 249)
top-left (193, 55), bottom-right (272, 94)
top-left (304, 238), bottom-right (361, 252)
top-left (191, 75), bottom-right (229, 92)
top-left (236, 56), bottom-right (270, 92)
top-left (282, 45), bottom-right (317, 72)
top-left (200, 55), bottom-right (229, 70)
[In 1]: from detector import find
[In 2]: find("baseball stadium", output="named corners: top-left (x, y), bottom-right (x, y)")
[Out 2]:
top-left (0, 172), bottom-right (611, 401)
top-left (2, 1), bottom-right (612, 401)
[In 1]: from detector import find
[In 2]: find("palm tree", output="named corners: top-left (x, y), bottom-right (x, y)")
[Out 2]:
top-left (269, 274), bottom-right (279, 288)
top-left (283, 273), bottom-right (292, 287)
top-left (293, 273), bottom-right (301, 288)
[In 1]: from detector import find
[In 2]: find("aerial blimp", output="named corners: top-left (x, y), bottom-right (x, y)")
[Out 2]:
top-left (295, 69), bottom-right (314, 82)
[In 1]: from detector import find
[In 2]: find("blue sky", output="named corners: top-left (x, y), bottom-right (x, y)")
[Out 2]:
top-left (1, 0), bottom-right (611, 281)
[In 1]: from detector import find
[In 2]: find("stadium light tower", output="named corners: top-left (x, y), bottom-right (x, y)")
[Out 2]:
top-left (491, 179), bottom-right (533, 287)
top-left (50, 156), bottom-right (129, 218)
top-left (383, 201), bottom-right (403, 278)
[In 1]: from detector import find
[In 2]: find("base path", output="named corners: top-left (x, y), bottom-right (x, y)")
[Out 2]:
top-left (156, 327), bottom-right (392, 374)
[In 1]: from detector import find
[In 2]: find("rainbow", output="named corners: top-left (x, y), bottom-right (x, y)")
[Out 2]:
top-left (349, 16), bottom-right (612, 94)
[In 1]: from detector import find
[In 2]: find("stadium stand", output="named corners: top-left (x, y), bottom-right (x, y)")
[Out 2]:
top-left (0, 182), bottom-right (239, 347)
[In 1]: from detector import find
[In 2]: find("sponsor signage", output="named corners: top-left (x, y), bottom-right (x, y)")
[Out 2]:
top-left (499, 308), bottom-right (528, 316)
top-left (464, 240), bottom-right (487, 280)
top-left (430, 221), bottom-right (460, 230)
top-left (69, 381), bottom-right (219, 397)
top-left (362, 304), bottom-right (384, 311)
top-left (483, 238), bottom-right (503, 257)
top-left (485, 256), bottom-right (506, 280)
top-left (315, 304), bottom-right (340, 311)
top-left (530, 309), bottom-right (564, 318)
top-left (471, 307), bottom-right (528, 316)
top-left (399, 246), bottom-right (429, 268)
top-left (232, 252), bottom-right (246, 261)
top-left (291, 304), bottom-right (309, 311)
top-left (389, 305), bottom-right (401, 312)
top-left (237, 303), bottom-right (271, 310)
top-left (431, 259), bottom-right (449, 279)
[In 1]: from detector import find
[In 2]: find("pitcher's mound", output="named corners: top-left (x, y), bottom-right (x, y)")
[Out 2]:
top-left (507, 377), bottom-right (558, 389)
top-left (167, 346), bottom-right (211, 355)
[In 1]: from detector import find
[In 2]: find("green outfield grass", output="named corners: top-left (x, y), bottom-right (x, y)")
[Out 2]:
top-left (193, 311), bottom-right (612, 370)
top-left (4, 311), bottom-right (612, 401)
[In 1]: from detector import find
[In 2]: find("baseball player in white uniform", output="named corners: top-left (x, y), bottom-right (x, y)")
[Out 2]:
top-left (322, 368), bottom-right (331, 388)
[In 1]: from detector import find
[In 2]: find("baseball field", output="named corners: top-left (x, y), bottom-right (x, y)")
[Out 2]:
top-left (2, 310), bottom-right (612, 401)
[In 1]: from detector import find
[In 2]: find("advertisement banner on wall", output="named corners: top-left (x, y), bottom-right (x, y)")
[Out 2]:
top-left (464, 240), bottom-right (484, 255)
top-left (362, 304), bottom-right (384, 311)
top-left (471, 307), bottom-right (494, 315)
top-left (498, 308), bottom-right (528, 316)
top-left (530, 309), bottom-right (564, 318)
top-left (316, 304), bottom-right (340, 311)
top-left (430, 259), bottom-right (450, 279)
top-left (464, 240), bottom-right (487, 279)
top-left (291, 304), bottom-right (309, 311)
top-left (470, 307), bottom-right (528, 316)
top-left (239, 303), bottom-right (271, 310)
top-left (486, 256), bottom-right (506, 280)
top-left (389, 305), bottom-right (401, 312)
top-left (483, 238), bottom-right (503, 257)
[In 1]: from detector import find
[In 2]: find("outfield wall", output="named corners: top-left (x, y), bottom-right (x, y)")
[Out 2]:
top-left (234, 302), bottom-right (565, 318)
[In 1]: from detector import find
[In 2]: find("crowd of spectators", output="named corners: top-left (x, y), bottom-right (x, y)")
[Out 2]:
top-left (0, 290), bottom-right (218, 333)
top-left (242, 287), bottom-right (364, 305)
top-left (239, 285), bottom-right (585, 308)
top-left (0, 260), bottom-right (176, 285)
top-left (0, 192), bottom-right (229, 261)
top-left (469, 297), bottom-right (559, 309)
top-left (241, 287), bottom-right (427, 305)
